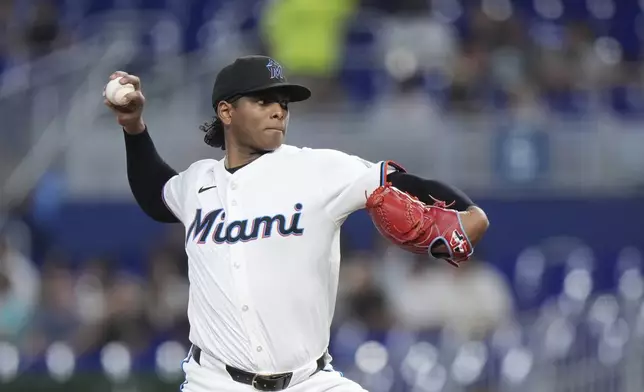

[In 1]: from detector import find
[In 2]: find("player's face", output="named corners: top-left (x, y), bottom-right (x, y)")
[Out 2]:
top-left (231, 91), bottom-right (290, 152)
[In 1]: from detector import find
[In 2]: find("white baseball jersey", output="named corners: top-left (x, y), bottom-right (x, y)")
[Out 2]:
top-left (162, 144), bottom-right (398, 374)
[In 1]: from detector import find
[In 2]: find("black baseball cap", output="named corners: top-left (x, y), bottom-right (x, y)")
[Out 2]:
top-left (211, 55), bottom-right (311, 110)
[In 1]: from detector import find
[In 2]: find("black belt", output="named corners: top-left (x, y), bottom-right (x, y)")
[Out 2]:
top-left (191, 345), bottom-right (326, 391)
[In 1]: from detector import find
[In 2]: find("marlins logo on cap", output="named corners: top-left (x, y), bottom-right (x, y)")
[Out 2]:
top-left (266, 59), bottom-right (284, 80)
top-left (211, 55), bottom-right (311, 109)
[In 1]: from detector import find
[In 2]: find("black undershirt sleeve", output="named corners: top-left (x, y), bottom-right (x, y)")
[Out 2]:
top-left (124, 128), bottom-right (179, 223)
top-left (387, 171), bottom-right (475, 211)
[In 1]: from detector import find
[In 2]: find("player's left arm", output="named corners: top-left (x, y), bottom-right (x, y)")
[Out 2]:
top-left (322, 151), bottom-right (488, 262)
top-left (386, 171), bottom-right (489, 246)
top-left (324, 154), bottom-right (487, 243)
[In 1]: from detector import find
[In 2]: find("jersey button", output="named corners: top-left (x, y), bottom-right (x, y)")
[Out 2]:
top-left (256, 346), bottom-right (263, 352)
top-left (234, 262), bottom-right (240, 269)
top-left (231, 183), bottom-right (237, 190)
top-left (242, 305), bottom-right (249, 312)
top-left (231, 200), bottom-right (237, 206)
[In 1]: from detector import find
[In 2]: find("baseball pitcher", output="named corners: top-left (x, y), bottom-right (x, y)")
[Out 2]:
top-left (104, 55), bottom-right (489, 392)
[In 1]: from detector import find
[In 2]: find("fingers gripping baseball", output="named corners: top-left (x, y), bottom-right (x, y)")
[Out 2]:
top-left (104, 71), bottom-right (146, 134)
top-left (112, 71), bottom-right (141, 89)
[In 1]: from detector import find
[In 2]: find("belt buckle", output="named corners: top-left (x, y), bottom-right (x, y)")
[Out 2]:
top-left (251, 374), bottom-right (264, 391)
top-left (252, 373), bottom-right (287, 391)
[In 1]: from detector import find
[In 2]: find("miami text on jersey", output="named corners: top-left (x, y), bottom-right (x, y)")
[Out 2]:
top-left (186, 203), bottom-right (305, 245)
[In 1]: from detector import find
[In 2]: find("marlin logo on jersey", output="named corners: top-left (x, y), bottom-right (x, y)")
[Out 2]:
top-left (186, 203), bottom-right (304, 245)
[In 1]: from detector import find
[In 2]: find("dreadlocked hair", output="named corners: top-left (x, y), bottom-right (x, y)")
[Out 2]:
top-left (202, 98), bottom-right (241, 150)
top-left (200, 117), bottom-right (226, 150)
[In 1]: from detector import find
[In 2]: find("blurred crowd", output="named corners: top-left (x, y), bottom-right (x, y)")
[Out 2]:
top-left (3, 195), bottom-right (643, 392)
top-left (0, 212), bottom-right (192, 361)
top-left (0, 0), bottom-right (642, 115)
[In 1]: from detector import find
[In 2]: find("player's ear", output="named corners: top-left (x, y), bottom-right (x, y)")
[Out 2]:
top-left (217, 101), bottom-right (234, 126)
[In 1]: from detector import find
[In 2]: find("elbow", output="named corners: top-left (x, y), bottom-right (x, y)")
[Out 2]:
top-left (145, 207), bottom-right (179, 223)
top-left (151, 212), bottom-right (179, 224)
top-left (466, 206), bottom-right (490, 244)
top-left (133, 194), bottom-right (179, 224)
top-left (476, 207), bottom-right (490, 232)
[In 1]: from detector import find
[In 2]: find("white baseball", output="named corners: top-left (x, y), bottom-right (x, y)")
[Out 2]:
top-left (104, 76), bottom-right (135, 106)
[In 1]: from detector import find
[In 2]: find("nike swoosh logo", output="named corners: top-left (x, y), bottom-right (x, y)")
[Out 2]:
top-left (198, 185), bottom-right (217, 193)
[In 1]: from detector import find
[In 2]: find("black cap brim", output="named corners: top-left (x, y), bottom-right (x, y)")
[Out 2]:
top-left (237, 83), bottom-right (311, 102)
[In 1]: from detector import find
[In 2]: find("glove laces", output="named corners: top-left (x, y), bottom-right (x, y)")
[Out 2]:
top-left (428, 194), bottom-right (455, 209)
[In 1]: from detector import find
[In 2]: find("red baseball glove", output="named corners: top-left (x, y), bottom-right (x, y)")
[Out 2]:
top-left (365, 184), bottom-right (473, 267)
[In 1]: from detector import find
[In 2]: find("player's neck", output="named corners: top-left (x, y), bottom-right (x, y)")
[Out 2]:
top-left (224, 145), bottom-right (264, 170)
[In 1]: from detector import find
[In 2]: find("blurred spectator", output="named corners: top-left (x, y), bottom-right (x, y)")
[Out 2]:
top-left (336, 251), bottom-right (392, 330)
top-left (0, 273), bottom-right (27, 342)
top-left (74, 257), bottom-right (112, 325)
top-left (23, 253), bottom-right (77, 357)
top-left (6, 195), bottom-right (55, 264)
top-left (349, 282), bottom-right (393, 332)
top-left (382, 248), bottom-right (514, 340)
top-left (155, 226), bottom-right (189, 278)
top-left (144, 249), bottom-right (189, 334)
top-left (259, 0), bottom-right (359, 102)
top-left (537, 51), bottom-right (591, 115)
top-left (379, 8), bottom-right (458, 76)
top-left (23, 0), bottom-right (68, 59)
top-left (85, 271), bottom-right (153, 355)
top-left (0, 224), bottom-right (40, 343)
top-left (260, 0), bottom-right (358, 77)
top-left (560, 21), bottom-right (600, 88)
top-left (444, 39), bottom-right (491, 113)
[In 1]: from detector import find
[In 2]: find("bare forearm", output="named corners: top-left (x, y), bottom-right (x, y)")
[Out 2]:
top-left (461, 205), bottom-right (489, 245)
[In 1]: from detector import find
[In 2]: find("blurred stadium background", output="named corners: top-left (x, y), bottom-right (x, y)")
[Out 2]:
top-left (1, 0), bottom-right (644, 391)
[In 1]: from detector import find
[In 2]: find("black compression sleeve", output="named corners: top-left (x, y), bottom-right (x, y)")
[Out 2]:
top-left (387, 171), bottom-right (474, 211)
top-left (124, 128), bottom-right (179, 223)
